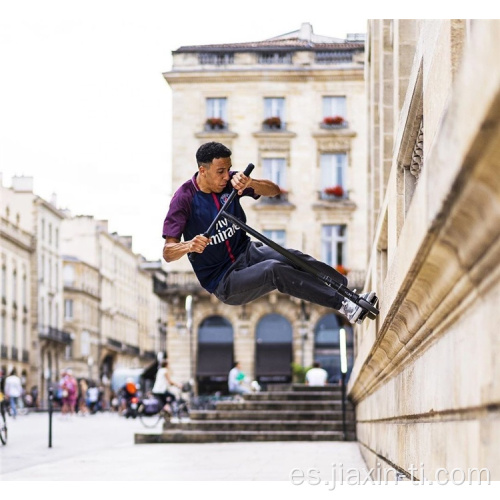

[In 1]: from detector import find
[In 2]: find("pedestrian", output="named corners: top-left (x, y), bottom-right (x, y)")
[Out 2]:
top-left (60, 369), bottom-right (77, 418)
top-left (87, 383), bottom-right (99, 414)
top-left (162, 141), bottom-right (375, 324)
top-left (78, 378), bottom-right (89, 416)
top-left (4, 368), bottom-right (23, 418)
top-left (228, 361), bottom-right (250, 395)
top-left (30, 385), bottom-right (39, 409)
top-left (151, 360), bottom-right (181, 416)
top-left (305, 361), bottom-right (329, 386)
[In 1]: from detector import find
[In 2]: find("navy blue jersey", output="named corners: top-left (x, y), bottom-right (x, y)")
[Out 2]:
top-left (162, 172), bottom-right (260, 293)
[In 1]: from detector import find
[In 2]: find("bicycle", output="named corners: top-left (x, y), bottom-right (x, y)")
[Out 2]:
top-left (138, 383), bottom-right (191, 428)
top-left (0, 392), bottom-right (8, 445)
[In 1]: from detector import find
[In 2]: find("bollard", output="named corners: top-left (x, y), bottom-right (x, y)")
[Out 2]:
top-left (48, 386), bottom-right (53, 448)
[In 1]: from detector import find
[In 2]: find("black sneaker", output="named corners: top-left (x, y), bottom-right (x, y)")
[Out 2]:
top-left (341, 291), bottom-right (376, 324)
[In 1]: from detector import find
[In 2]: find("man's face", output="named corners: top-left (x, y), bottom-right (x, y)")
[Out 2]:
top-left (199, 157), bottom-right (231, 193)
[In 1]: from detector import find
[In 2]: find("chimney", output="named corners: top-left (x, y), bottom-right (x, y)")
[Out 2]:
top-left (299, 22), bottom-right (313, 42)
top-left (12, 176), bottom-right (34, 192)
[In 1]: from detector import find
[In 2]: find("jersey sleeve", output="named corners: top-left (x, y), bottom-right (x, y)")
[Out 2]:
top-left (162, 188), bottom-right (192, 240)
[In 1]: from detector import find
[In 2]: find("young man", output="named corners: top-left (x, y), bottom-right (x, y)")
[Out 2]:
top-left (305, 362), bottom-right (329, 386)
top-left (162, 141), bottom-right (374, 324)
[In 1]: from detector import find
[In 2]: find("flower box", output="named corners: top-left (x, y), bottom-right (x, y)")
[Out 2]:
top-left (323, 115), bottom-right (345, 126)
top-left (263, 116), bottom-right (282, 129)
top-left (324, 185), bottom-right (344, 197)
top-left (205, 117), bottom-right (225, 129)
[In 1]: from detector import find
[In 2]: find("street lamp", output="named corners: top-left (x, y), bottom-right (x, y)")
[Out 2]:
top-left (339, 327), bottom-right (347, 440)
top-left (185, 295), bottom-right (193, 383)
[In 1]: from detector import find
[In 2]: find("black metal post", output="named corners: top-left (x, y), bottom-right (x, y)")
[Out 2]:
top-left (48, 386), bottom-right (53, 448)
top-left (341, 371), bottom-right (347, 441)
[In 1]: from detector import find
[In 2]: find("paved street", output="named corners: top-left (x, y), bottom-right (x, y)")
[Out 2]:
top-left (0, 410), bottom-right (368, 482)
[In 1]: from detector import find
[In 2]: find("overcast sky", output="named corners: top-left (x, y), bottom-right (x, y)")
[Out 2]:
top-left (0, 1), bottom-right (489, 261)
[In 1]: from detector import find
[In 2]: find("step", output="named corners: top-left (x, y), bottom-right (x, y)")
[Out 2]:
top-left (164, 419), bottom-right (356, 432)
top-left (189, 410), bottom-right (355, 421)
top-left (244, 391), bottom-right (344, 401)
top-left (267, 384), bottom-right (344, 392)
top-left (134, 429), bottom-right (356, 444)
top-left (214, 400), bottom-right (354, 411)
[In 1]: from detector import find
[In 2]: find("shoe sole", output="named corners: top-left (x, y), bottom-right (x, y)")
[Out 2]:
top-left (347, 292), bottom-right (377, 324)
top-left (356, 292), bottom-right (378, 324)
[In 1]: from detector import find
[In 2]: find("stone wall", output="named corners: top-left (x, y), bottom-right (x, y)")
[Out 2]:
top-left (352, 19), bottom-right (500, 481)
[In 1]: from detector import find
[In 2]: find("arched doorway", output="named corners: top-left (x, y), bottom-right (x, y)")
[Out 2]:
top-left (255, 313), bottom-right (293, 386)
top-left (197, 315), bottom-right (234, 394)
top-left (313, 314), bottom-right (353, 384)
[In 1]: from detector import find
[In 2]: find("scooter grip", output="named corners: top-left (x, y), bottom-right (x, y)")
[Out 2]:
top-left (243, 163), bottom-right (255, 177)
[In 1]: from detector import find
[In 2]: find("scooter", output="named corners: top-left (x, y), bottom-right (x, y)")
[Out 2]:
top-left (196, 163), bottom-right (380, 323)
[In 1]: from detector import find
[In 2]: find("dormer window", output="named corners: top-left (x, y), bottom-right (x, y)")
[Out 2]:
top-left (258, 52), bottom-right (292, 64)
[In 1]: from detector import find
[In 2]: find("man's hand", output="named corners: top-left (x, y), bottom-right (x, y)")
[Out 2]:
top-left (188, 234), bottom-right (211, 253)
top-left (231, 171), bottom-right (252, 195)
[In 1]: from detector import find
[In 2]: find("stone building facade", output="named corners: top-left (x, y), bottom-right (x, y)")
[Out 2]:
top-left (1, 176), bottom-right (168, 405)
top-left (162, 23), bottom-right (368, 392)
top-left (351, 19), bottom-right (500, 480)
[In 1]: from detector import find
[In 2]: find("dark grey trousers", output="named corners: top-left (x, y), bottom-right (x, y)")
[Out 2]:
top-left (213, 241), bottom-right (347, 310)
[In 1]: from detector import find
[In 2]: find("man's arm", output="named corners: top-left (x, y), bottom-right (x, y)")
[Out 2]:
top-left (163, 235), bottom-right (210, 262)
top-left (231, 171), bottom-right (281, 197)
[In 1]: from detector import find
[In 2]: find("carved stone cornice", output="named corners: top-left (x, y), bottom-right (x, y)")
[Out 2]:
top-left (253, 131), bottom-right (297, 141)
top-left (195, 131), bottom-right (238, 140)
top-left (349, 99), bottom-right (500, 404)
top-left (314, 136), bottom-right (353, 152)
top-left (164, 69), bottom-right (365, 85)
top-left (410, 120), bottom-right (424, 179)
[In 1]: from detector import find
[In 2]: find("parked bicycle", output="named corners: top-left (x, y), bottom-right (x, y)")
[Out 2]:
top-left (0, 391), bottom-right (8, 445)
top-left (138, 382), bottom-right (191, 428)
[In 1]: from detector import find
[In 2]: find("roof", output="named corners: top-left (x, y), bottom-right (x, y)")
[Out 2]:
top-left (173, 23), bottom-right (364, 54)
top-left (175, 39), bottom-right (364, 53)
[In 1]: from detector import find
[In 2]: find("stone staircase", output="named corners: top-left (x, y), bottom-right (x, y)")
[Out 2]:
top-left (135, 384), bottom-right (356, 444)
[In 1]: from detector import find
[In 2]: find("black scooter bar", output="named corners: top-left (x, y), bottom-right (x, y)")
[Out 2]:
top-left (222, 211), bottom-right (379, 319)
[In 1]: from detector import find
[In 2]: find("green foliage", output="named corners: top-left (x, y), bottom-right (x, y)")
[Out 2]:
top-left (291, 362), bottom-right (311, 384)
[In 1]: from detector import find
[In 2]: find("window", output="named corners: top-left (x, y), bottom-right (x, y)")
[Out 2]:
top-left (206, 98), bottom-right (227, 121)
top-left (12, 269), bottom-right (17, 306)
top-left (22, 321), bottom-right (27, 351)
top-left (63, 264), bottom-right (75, 287)
top-left (316, 51), bottom-right (353, 63)
top-left (199, 53), bottom-right (234, 65)
top-left (321, 225), bottom-right (347, 267)
top-left (1, 264), bottom-right (6, 302)
top-left (263, 97), bottom-right (285, 129)
top-left (22, 273), bottom-right (27, 307)
top-left (81, 330), bottom-right (90, 357)
top-left (11, 316), bottom-right (17, 347)
top-left (262, 158), bottom-right (287, 189)
top-left (0, 314), bottom-right (5, 347)
top-left (321, 153), bottom-right (347, 197)
top-left (323, 96), bottom-right (347, 119)
top-left (262, 230), bottom-right (286, 247)
top-left (258, 52), bottom-right (292, 64)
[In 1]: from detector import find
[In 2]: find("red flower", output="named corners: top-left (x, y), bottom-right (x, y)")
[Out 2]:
top-left (323, 115), bottom-right (344, 125)
top-left (206, 117), bottom-right (225, 128)
top-left (324, 185), bottom-right (344, 197)
top-left (263, 116), bottom-right (282, 128)
top-left (335, 264), bottom-right (349, 276)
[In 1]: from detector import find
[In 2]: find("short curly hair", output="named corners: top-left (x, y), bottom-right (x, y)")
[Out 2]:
top-left (196, 142), bottom-right (232, 167)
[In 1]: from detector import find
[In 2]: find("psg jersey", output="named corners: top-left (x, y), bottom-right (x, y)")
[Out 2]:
top-left (162, 171), bottom-right (260, 293)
